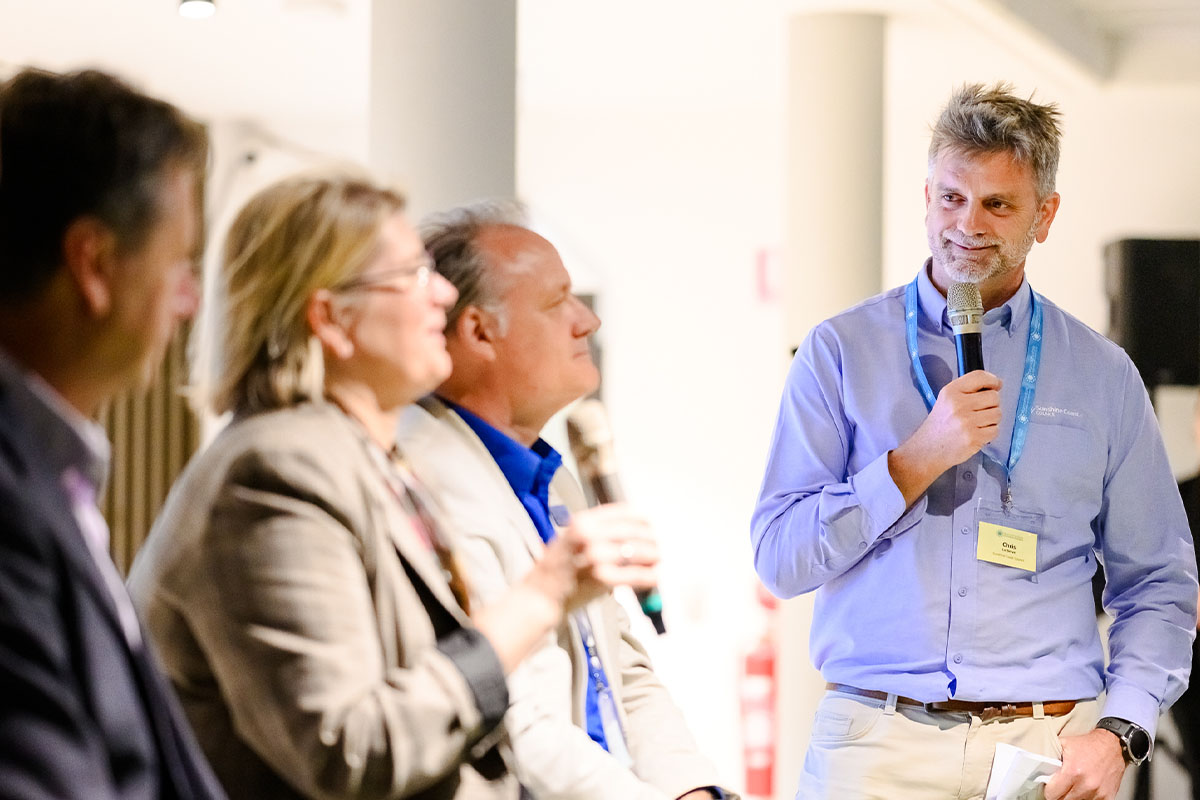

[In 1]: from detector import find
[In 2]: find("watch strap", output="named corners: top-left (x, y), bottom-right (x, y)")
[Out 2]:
top-left (1096, 716), bottom-right (1151, 765)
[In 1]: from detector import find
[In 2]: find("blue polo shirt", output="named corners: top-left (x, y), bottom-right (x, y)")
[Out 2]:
top-left (447, 400), bottom-right (611, 751)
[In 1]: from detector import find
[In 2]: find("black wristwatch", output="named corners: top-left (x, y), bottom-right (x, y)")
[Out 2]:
top-left (1096, 717), bottom-right (1151, 766)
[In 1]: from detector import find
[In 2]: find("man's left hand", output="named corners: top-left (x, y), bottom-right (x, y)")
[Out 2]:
top-left (1043, 729), bottom-right (1127, 800)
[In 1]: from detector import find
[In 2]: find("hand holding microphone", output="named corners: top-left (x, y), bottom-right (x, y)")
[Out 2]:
top-left (888, 282), bottom-right (1002, 505)
top-left (482, 505), bottom-right (659, 673)
top-left (567, 399), bottom-right (667, 634)
top-left (939, 281), bottom-right (1003, 457)
top-left (915, 282), bottom-right (1003, 464)
top-left (549, 505), bottom-right (660, 613)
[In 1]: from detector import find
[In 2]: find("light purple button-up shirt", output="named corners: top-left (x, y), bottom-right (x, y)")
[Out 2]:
top-left (752, 263), bottom-right (1197, 736)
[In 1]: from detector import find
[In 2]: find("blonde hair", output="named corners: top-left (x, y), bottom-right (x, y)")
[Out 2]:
top-left (203, 173), bottom-right (406, 415)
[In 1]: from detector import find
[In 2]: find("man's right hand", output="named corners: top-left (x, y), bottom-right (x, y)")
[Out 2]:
top-left (888, 370), bottom-right (1003, 507)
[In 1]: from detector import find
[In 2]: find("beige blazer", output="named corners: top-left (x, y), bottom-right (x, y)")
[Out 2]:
top-left (397, 397), bottom-right (725, 800)
top-left (127, 402), bottom-right (518, 800)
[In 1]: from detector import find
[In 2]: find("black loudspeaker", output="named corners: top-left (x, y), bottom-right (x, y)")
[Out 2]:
top-left (1105, 238), bottom-right (1200, 388)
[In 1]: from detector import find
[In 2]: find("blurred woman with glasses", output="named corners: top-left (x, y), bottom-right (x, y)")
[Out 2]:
top-left (128, 173), bottom-right (659, 800)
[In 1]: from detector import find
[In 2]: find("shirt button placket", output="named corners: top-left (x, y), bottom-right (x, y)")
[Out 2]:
top-left (947, 458), bottom-right (980, 687)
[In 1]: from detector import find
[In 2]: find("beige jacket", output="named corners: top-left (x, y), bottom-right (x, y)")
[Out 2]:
top-left (128, 402), bottom-right (518, 800)
top-left (397, 396), bottom-right (726, 800)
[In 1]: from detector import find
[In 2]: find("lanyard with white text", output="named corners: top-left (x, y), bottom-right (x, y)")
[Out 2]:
top-left (904, 278), bottom-right (1044, 507)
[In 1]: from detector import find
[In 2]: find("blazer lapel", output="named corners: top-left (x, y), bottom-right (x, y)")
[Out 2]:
top-left (546, 467), bottom-right (620, 717)
top-left (420, 397), bottom-right (548, 560)
top-left (369, 449), bottom-right (473, 624)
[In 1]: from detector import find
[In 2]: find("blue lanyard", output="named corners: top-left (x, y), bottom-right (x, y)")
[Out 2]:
top-left (904, 278), bottom-right (1044, 499)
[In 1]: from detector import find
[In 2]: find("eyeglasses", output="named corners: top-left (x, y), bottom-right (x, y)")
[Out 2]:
top-left (333, 252), bottom-right (434, 295)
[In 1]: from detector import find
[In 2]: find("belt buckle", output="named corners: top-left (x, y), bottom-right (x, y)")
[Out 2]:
top-left (980, 703), bottom-right (1020, 722)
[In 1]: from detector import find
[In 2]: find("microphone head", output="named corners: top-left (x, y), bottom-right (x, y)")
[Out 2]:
top-left (947, 281), bottom-right (984, 335)
top-left (566, 398), bottom-right (618, 476)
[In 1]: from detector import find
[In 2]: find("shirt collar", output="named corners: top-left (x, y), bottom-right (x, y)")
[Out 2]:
top-left (444, 398), bottom-right (563, 502)
top-left (916, 259), bottom-right (1032, 337)
top-left (0, 347), bottom-right (110, 492)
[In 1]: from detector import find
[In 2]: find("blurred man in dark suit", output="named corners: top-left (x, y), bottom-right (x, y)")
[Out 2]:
top-left (0, 68), bottom-right (224, 799)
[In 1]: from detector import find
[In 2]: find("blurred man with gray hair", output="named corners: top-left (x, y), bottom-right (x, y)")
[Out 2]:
top-left (398, 204), bottom-right (737, 800)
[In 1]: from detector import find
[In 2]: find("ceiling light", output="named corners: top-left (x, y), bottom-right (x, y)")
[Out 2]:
top-left (179, 0), bottom-right (216, 19)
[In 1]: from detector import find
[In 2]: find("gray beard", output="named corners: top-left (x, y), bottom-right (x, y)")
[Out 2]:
top-left (931, 216), bottom-right (1039, 286)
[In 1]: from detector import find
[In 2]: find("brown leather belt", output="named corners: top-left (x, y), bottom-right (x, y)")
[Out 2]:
top-left (825, 683), bottom-right (1080, 722)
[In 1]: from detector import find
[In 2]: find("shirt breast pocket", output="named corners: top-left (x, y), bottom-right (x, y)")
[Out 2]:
top-left (1021, 414), bottom-right (1104, 527)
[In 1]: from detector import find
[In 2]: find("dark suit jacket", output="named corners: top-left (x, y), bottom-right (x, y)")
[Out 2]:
top-left (0, 377), bottom-right (225, 800)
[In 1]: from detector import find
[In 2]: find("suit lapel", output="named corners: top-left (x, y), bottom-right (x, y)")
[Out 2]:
top-left (128, 645), bottom-right (225, 800)
top-left (0, 405), bottom-right (130, 648)
top-left (418, 397), bottom-right (548, 560)
top-left (403, 399), bottom-right (627, 727)
top-left (0, 390), bottom-right (221, 799)
top-left (545, 471), bottom-right (619, 716)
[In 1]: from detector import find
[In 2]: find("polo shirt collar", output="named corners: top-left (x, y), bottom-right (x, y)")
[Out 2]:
top-left (444, 399), bottom-right (563, 501)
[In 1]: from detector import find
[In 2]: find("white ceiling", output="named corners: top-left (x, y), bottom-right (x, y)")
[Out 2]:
top-left (984, 0), bottom-right (1200, 82)
top-left (0, 0), bottom-right (369, 126)
top-left (1074, 0), bottom-right (1200, 31)
top-left (0, 0), bottom-right (1197, 140)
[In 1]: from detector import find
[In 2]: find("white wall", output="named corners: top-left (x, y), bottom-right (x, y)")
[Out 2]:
top-left (518, 2), bottom-right (790, 788)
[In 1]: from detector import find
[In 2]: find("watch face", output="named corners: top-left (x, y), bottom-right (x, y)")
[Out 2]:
top-left (1129, 727), bottom-right (1151, 760)
top-left (1098, 717), bottom-right (1151, 764)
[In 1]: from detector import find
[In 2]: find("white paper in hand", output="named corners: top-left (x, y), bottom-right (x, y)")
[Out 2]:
top-left (985, 743), bottom-right (1062, 800)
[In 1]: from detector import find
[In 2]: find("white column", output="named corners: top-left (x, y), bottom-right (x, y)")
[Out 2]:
top-left (369, 0), bottom-right (517, 220)
top-left (776, 13), bottom-right (886, 800)
top-left (783, 12), bottom-right (885, 349)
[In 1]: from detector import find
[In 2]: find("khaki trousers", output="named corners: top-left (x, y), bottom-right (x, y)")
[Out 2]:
top-left (795, 688), bottom-right (1100, 800)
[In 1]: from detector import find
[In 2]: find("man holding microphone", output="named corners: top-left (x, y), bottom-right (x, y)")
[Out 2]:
top-left (752, 83), bottom-right (1195, 800)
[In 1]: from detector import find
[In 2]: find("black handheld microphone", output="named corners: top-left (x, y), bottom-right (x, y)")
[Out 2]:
top-left (566, 399), bottom-right (666, 635)
top-left (947, 282), bottom-right (985, 375)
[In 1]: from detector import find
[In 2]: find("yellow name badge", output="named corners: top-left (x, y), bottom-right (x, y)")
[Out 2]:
top-left (977, 522), bottom-right (1038, 572)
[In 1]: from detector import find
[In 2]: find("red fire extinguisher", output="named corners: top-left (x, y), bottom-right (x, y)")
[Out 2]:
top-left (740, 584), bottom-right (778, 798)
